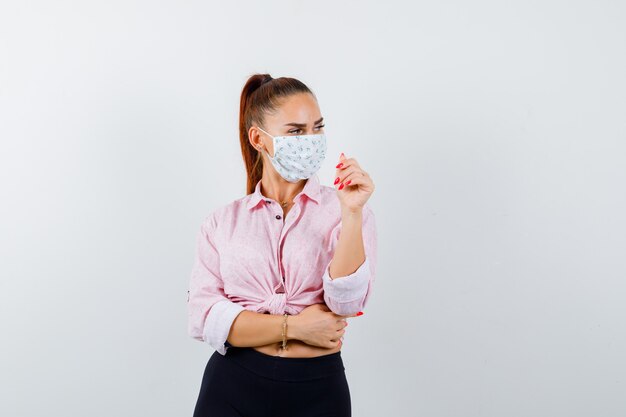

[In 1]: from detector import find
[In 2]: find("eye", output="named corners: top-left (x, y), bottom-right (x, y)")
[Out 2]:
top-left (288, 124), bottom-right (325, 134)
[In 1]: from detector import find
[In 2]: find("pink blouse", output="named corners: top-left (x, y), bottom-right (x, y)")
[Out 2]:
top-left (186, 173), bottom-right (378, 355)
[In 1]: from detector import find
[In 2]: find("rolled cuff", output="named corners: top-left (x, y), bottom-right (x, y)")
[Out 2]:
top-left (322, 256), bottom-right (371, 303)
top-left (202, 299), bottom-right (246, 355)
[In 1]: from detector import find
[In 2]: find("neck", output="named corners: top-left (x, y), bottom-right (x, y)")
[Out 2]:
top-left (260, 172), bottom-right (305, 205)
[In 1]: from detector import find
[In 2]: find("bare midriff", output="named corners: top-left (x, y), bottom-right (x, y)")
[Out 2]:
top-left (252, 339), bottom-right (342, 358)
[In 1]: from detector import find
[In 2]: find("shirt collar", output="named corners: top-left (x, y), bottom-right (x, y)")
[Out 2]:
top-left (246, 173), bottom-right (322, 210)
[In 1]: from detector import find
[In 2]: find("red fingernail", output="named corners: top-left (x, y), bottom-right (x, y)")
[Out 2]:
top-left (336, 163), bottom-right (343, 168)
top-left (346, 180), bottom-right (351, 185)
top-left (334, 177), bottom-right (340, 185)
top-left (340, 152), bottom-right (345, 158)
top-left (338, 183), bottom-right (344, 190)
top-left (356, 311), bottom-right (364, 316)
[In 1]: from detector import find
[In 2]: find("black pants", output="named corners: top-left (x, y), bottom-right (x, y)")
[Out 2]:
top-left (193, 346), bottom-right (351, 417)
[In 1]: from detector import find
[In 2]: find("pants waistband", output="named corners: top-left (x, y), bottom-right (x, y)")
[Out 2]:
top-left (224, 346), bottom-right (345, 382)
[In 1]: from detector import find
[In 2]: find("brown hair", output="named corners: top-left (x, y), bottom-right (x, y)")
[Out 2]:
top-left (239, 73), bottom-right (316, 194)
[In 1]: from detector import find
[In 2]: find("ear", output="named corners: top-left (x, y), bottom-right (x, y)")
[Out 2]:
top-left (248, 126), bottom-right (263, 150)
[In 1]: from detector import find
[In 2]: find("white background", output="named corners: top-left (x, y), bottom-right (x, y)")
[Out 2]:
top-left (1, 1), bottom-right (625, 416)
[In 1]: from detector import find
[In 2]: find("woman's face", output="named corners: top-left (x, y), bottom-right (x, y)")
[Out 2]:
top-left (251, 92), bottom-right (326, 158)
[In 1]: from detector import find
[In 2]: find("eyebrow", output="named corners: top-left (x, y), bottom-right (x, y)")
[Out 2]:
top-left (283, 117), bottom-right (324, 128)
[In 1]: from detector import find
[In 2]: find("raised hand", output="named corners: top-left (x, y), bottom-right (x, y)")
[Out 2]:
top-left (333, 152), bottom-right (375, 213)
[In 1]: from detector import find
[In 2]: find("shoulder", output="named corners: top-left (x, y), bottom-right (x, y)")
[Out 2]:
top-left (200, 194), bottom-right (251, 230)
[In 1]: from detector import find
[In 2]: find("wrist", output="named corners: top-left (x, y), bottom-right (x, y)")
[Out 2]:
top-left (341, 207), bottom-right (363, 220)
top-left (286, 314), bottom-right (301, 341)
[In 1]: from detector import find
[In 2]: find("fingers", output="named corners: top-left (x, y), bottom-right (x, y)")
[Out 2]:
top-left (339, 169), bottom-right (369, 188)
top-left (326, 337), bottom-right (343, 349)
top-left (334, 318), bottom-right (348, 330)
top-left (334, 167), bottom-right (367, 191)
top-left (335, 311), bottom-right (363, 318)
top-left (334, 153), bottom-right (360, 177)
top-left (328, 340), bottom-right (340, 348)
top-left (334, 165), bottom-right (359, 183)
top-left (335, 156), bottom-right (361, 173)
top-left (334, 153), bottom-right (370, 191)
top-left (329, 331), bottom-right (345, 347)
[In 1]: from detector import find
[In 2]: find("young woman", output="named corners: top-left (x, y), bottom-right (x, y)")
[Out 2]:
top-left (188, 73), bottom-right (378, 417)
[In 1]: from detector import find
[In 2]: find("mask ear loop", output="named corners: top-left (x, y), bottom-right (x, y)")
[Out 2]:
top-left (256, 126), bottom-right (275, 159)
top-left (257, 126), bottom-right (274, 139)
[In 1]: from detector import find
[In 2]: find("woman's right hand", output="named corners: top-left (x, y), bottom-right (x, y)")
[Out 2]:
top-left (288, 303), bottom-right (358, 349)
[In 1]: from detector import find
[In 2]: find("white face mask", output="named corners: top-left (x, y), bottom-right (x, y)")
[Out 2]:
top-left (257, 126), bottom-right (327, 183)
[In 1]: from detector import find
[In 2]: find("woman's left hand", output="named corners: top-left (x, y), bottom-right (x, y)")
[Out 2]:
top-left (333, 152), bottom-right (375, 213)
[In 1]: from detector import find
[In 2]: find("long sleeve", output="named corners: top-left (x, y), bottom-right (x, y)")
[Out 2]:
top-left (321, 204), bottom-right (378, 316)
top-left (187, 213), bottom-right (245, 355)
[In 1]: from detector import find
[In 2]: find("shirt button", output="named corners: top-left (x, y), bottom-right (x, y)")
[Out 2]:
top-left (275, 214), bottom-right (281, 220)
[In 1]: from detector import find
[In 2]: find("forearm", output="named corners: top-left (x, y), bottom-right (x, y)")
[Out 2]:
top-left (328, 208), bottom-right (365, 279)
top-left (226, 310), bottom-right (301, 348)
